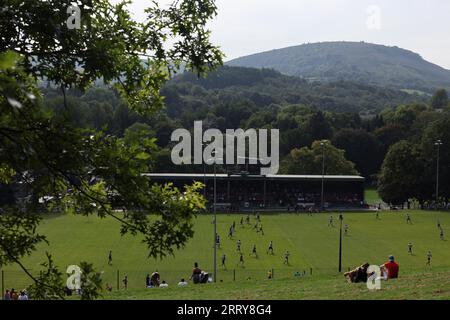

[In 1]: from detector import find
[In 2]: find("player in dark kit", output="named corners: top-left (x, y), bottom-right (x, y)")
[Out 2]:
top-left (259, 224), bottom-right (265, 235)
top-left (406, 213), bottom-right (412, 224)
top-left (239, 252), bottom-right (244, 266)
top-left (216, 234), bottom-right (221, 248)
top-left (228, 225), bottom-right (234, 239)
top-left (408, 242), bottom-right (413, 254)
top-left (426, 251), bottom-right (432, 266)
top-left (108, 250), bottom-right (112, 265)
top-left (267, 240), bottom-right (274, 255)
top-left (251, 244), bottom-right (258, 257)
top-left (123, 274), bottom-right (128, 289)
top-left (284, 251), bottom-right (290, 265)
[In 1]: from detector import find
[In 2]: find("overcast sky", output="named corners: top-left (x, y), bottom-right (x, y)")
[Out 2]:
top-left (116, 0), bottom-right (450, 69)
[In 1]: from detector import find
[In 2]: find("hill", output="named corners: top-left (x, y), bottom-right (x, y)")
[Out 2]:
top-left (227, 42), bottom-right (450, 93)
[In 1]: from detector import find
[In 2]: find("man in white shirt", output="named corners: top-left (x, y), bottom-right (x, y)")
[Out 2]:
top-left (18, 290), bottom-right (29, 300)
top-left (159, 280), bottom-right (169, 288)
top-left (178, 278), bottom-right (188, 287)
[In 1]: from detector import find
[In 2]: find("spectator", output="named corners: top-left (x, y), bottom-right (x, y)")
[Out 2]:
top-left (178, 278), bottom-right (188, 287)
top-left (159, 280), bottom-right (169, 288)
top-left (4, 289), bottom-right (11, 300)
top-left (344, 263), bottom-right (370, 283)
top-left (10, 288), bottom-right (18, 300)
top-left (64, 286), bottom-right (72, 296)
top-left (384, 255), bottom-right (399, 279)
top-left (190, 262), bottom-right (202, 284)
top-left (18, 290), bottom-right (29, 300)
top-left (150, 271), bottom-right (160, 287)
top-left (146, 274), bottom-right (151, 288)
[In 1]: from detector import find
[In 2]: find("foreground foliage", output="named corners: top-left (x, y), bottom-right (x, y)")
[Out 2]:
top-left (0, 0), bottom-right (222, 299)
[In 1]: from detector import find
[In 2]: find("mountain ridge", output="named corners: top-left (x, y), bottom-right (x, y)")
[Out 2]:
top-left (226, 41), bottom-right (450, 92)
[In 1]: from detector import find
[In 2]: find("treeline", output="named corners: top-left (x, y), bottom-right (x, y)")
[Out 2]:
top-left (41, 66), bottom-right (450, 204)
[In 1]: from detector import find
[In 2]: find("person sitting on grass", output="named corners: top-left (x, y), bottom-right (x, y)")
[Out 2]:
top-left (190, 262), bottom-right (202, 284)
top-left (178, 278), bottom-right (188, 287)
top-left (146, 274), bottom-right (151, 288)
top-left (150, 271), bottom-right (160, 287)
top-left (159, 280), bottom-right (169, 288)
top-left (344, 262), bottom-right (370, 283)
top-left (383, 255), bottom-right (399, 279)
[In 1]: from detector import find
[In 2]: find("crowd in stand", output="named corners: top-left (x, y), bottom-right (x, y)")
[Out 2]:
top-left (205, 184), bottom-right (364, 209)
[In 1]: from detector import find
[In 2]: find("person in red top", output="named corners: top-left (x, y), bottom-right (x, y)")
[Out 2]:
top-left (384, 255), bottom-right (399, 279)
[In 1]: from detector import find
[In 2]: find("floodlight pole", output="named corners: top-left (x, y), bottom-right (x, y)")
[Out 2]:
top-left (435, 140), bottom-right (443, 203)
top-left (208, 150), bottom-right (223, 284)
top-left (338, 213), bottom-right (343, 273)
top-left (320, 141), bottom-right (326, 211)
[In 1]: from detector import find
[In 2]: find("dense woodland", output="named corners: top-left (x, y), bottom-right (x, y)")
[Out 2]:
top-left (41, 66), bottom-right (450, 204)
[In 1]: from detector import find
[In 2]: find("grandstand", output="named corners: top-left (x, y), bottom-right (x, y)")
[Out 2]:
top-left (144, 173), bottom-right (365, 211)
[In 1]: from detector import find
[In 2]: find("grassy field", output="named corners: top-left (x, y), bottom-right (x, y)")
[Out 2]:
top-left (107, 269), bottom-right (450, 300)
top-left (364, 187), bottom-right (382, 205)
top-left (1, 210), bottom-right (449, 299)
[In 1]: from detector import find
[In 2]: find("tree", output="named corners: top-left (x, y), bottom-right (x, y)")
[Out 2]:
top-left (430, 89), bottom-right (449, 109)
top-left (306, 111), bottom-right (333, 141)
top-left (374, 124), bottom-right (407, 154)
top-left (0, 0), bottom-right (222, 299)
top-left (332, 129), bottom-right (382, 179)
top-left (281, 140), bottom-right (358, 175)
top-left (420, 116), bottom-right (450, 201)
top-left (378, 141), bottom-right (426, 204)
top-left (124, 122), bottom-right (155, 146)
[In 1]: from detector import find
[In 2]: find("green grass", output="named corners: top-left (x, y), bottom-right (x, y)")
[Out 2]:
top-left (2, 211), bottom-right (449, 299)
top-left (107, 270), bottom-right (450, 300)
top-left (364, 187), bottom-right (381, 205)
